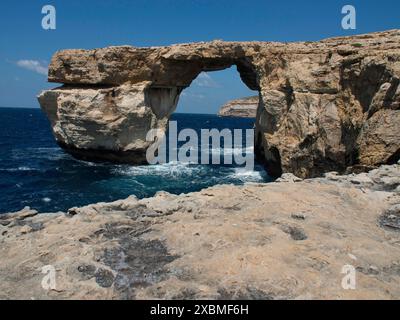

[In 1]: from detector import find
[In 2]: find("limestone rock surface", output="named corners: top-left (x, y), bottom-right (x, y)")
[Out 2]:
top-left (39, 30), bottom-right (400, 177)
top-left (1, 164), bottom-right (400, 299)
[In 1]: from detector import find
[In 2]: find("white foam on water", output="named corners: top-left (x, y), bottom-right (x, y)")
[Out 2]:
top-left (228, 167), bottom-right (265, 182)
top-left (112, 162), bottom-right (204, 179)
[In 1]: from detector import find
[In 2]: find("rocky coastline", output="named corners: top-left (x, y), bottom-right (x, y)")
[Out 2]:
top-left (1, 163), bottom-right (399, 299)
top-left (5, 29), bottom-right (398, 300)
top-left (39, 30), bottom-right (400, 179)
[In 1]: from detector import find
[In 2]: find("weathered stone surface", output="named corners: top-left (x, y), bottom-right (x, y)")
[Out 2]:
top-left (379, 204), bottom-right (400, 231)
top-left (275, 173), bottom-right (303, 183)
top-left (38, 83), bottom-right (177, 163)
top-left (218, 96), bottom-right (258, 118)
top-left (39, 30), bottom-right (400, 177)
top-left (1, 164), bottom-right (400, 299)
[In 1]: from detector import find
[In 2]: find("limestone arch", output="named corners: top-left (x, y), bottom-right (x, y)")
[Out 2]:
top-left (39, 32), bottom-right (400, 178)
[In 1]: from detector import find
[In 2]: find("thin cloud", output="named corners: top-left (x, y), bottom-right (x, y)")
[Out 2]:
top-left (192, 72), bottom-right (219, 88)
top-left (181, 92), bottom-right (205, 99)
top-left (16, 60), bottom-right (48, 76)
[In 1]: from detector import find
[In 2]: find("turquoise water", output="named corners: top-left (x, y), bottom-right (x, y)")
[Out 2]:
top-left (0, 108), bottom-right (270, 214)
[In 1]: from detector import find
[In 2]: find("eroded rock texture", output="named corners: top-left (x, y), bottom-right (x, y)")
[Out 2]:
top-left (39, 30), bottom-right (400, 177)
top-left (1, 164), bottom-right (400, 299)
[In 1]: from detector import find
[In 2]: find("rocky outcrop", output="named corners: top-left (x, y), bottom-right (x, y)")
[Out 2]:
top-left (218, 96), bottom-right (258, 118)
top-left (39, 30), bottom-right (400, 177)
top-left (38, 83), bottom-right (173, 164)
top-left (1, 164), bottom-right (400, 299)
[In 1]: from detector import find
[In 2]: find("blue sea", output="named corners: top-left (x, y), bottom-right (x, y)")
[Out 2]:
top-left (0, 107), bottom-right (271, 214)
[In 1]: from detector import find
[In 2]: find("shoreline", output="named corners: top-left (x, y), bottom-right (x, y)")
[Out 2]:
top-left (1, 164), bottom-right (399, 299)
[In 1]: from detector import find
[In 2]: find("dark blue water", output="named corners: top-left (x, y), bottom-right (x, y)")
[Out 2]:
top-left (0, 107), bottom-right (270, 214)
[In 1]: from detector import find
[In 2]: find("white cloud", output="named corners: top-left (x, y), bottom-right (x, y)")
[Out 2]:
top-left (192, 72), bottom-right (219, 88)
top-left (16, 60), bottom-right (48, 75)
top-left (181, 92), bottom-right (205, 99)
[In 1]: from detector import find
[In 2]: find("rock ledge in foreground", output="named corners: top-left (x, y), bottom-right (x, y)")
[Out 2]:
top-left (1, 164), bottom-right (400, 300)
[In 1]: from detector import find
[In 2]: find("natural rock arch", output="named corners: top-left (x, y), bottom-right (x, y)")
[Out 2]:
top-left (145, 58), bottom-right (259, 118)
top-left (39, 30), bottom-right (400, 178)
top-left (39, 44), bottom-right (261, 165)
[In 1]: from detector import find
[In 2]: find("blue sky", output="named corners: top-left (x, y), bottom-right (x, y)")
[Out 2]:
top-left (0, 0), bottom-right (399, 113)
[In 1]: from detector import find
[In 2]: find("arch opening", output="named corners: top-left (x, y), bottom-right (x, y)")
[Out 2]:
top-left (149, 66), bottom-right (266, 172)
top-left (175, 65), bottom-right (259, 115)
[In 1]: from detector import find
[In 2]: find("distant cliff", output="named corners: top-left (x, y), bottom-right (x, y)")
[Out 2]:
top-left (218, 96), bottom-right (258, 118)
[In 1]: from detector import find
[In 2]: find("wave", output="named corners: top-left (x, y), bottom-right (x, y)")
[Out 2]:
top-left (227, 167), bottom-right (266, 182)
top-left (11, 147), bottom-right (68, 161)
top-left (112, 161), bottom-right (266, 185)
top-left (112, 162), bottom-right (204, 178)
top-left (0, 111), bottom-right (269, 214)
top-left (0, 166), bottom-right (40, 172)
top-left (71, 158), bottom-right (107, 167)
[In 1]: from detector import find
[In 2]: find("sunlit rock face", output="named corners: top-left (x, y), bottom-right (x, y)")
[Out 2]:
top-left (38, 82), bottom-right (173, 164)
top-left (39, 30), bottom-right (400, 178)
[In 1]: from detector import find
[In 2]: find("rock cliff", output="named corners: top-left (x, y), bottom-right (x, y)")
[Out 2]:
top-left (1, 164), bottom-right (399, 299)
top-left (218, 96), bottom-right (258, 118)
top-left (39, 30), bottom-right (400, 177)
